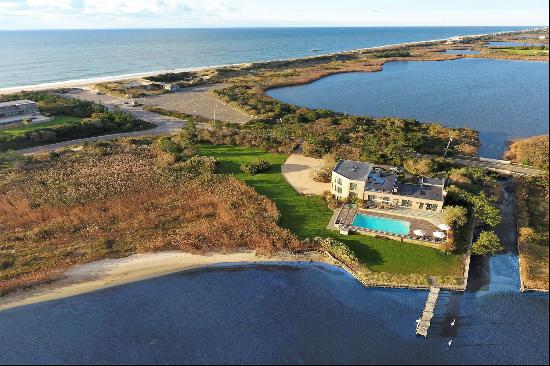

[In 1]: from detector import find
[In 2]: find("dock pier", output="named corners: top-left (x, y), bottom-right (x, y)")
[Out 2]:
top-left (416, 287), bottom-right (440, 337)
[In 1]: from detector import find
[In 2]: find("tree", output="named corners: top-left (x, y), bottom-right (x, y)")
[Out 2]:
top-left (444, 205), bottom-right (468, 227)
top-left (403, 158), bottom-right (435, 176)
top-left (469, 192), bottom-right (501, 228)
top-left (471, 231), bottom-right (504, 256)
top-left (180, 120), bottom-right (198, 145)
top-left (446, 186), bottom-right (501, 228)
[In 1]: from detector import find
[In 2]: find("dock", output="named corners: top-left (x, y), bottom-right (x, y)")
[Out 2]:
top-left (416, 287), bottom-right (440, 337)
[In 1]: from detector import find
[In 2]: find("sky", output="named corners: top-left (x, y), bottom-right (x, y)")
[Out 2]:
top-left (0, 0), bottom-right (548, 30)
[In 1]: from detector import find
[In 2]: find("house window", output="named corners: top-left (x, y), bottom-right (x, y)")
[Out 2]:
top-left (402, 200), bottom-right (413, 208)
top-left (367, 195), bottom-right (376, 202)
top-left (383, 197), bottom-right (390, 202)
top-left (418, 203), bottom-right (425, 210)
top-left (337, 177), bottom-right (342, 185)
top-left (426, 204), bottom-right (439, 211)
top-left (393, 199), bottom-right (399, 205)
top-left (350, 183), bottom-right (358, 192)
top-left (337, 186), bottom-right (343, 194)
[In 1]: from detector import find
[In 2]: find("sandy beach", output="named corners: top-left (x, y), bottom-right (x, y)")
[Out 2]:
top-left (0, 29), bottom-right (525, 95)
top-left (0, 251), bottom-right (328, 312)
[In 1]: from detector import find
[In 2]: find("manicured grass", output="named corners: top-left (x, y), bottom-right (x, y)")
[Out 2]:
top-left (0, 115), bottom-right (82, 137)
top-left (196, 144), bottom-right (462, 276)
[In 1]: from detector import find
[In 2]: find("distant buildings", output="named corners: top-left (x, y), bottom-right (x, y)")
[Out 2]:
top-left (0, 100), bottom-right (39, 119)
top-left (163, 83), bottom-right (183, 92)
top-left (331, 160), bottom-right (446, 213)
top-left (0, 99), bottom-right (50, 128)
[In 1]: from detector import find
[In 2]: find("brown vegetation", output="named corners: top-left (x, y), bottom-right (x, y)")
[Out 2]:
top-left (505, 134), bottom-right (549, 170)
top-left (515, 176), bottom-right (549, 290)
top-left (0, 140), bottom-right (301, 295)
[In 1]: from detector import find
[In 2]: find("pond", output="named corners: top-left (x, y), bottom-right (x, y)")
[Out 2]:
top-left (267, 58), bottom-right (549, 158)
top-left (487, 41), bottom-right (538, 47)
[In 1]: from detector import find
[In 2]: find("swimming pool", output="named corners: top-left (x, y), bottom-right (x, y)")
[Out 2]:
top-left (352, 214), bottom-right (411, 236)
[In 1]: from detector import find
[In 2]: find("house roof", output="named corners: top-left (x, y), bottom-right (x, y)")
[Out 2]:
top-left (396, 182), bottom-right (445, 202)
top-left (0, 100), bottom-right (37, 108)
top-left (333, 160), bottom-right (373, 181)
top-left (420, 177), bottom-right (446, 187)
top-left (365, 172), bottom-right (398, 193)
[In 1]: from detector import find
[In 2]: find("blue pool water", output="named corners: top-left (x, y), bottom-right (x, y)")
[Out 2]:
top-left (352, 214), bottom-right (410, 235)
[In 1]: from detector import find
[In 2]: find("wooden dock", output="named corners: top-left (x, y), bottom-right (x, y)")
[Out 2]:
top-left (416, 287), bottom-right (440, 337)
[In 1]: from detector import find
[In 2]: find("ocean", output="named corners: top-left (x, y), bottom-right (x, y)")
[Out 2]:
top-left (0, 27), bottom-right (528, 89)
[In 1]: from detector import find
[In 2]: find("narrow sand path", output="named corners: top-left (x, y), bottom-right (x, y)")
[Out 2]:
top-left (282, 148), bottom-right (330, 196)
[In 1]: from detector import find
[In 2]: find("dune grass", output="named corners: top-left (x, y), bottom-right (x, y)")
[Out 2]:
top-left (196, 144), bottom-right (462, 276)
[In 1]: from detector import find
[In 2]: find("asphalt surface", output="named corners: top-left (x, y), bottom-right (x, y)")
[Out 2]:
top-left (16, 89), bottom-right (188, 155)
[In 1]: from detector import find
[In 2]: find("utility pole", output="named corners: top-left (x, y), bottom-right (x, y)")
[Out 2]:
top-left (213, 101), bottom-right (217, 124)
top-left (444, 137), bottom-right (454, 157)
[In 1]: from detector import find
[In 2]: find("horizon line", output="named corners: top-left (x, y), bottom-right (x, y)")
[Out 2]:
top-left (0, 25), bottom-right (546, 32)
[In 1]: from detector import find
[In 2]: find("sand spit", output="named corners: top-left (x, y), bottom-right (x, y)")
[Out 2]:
top-left (0, 251), bottom-right (327, 312)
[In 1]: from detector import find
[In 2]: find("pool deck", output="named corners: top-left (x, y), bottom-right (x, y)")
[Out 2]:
top-left (334, 206), bottom-right (443, 248)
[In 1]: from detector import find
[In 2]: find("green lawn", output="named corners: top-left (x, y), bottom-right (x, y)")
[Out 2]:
top-left (196, 144), bottom-right (462, 276)
top-left (0, 115), bottom-right (82, 137)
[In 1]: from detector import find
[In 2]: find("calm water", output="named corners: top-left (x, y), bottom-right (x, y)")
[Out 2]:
top-left (268, 58), bottom-right (550, 158)
top-left (0, 27), bottom-right (527, 89)
top-left (352, 214), bottom-right (410, 236)
top-left (488, 41), bottom-right (538, 47)
top-left (0, 261), bottom-right (547, 364)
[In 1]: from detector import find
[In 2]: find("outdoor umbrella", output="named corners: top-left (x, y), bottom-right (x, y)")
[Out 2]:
top-left (413, 229), bottom-right (426, 237)
top-left (433, 231), bottom-right (447, 239)
top-left (438, 223), bottom-right (452, 231)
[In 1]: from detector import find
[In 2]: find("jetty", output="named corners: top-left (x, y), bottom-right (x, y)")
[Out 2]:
top-left (416, 287), bottom-right (440, 337)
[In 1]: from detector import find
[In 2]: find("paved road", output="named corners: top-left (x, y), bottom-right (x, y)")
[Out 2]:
top-left (16, 89), bottom-right (189, 155)
top-left (416, 153), bottom-right (545, 177)
top-left (442, 156), bottom-right (544, 177)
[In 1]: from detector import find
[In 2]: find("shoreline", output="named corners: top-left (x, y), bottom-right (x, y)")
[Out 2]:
top-left (0, 251), bottom-right (332, 312)
top-left (0, 28), bottom-right (533, 95)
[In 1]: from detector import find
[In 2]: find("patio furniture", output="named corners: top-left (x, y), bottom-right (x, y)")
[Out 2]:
top-left (413, 229), bottom-right (426, 237)
top-left (433, 231), bottom-right (447, 243)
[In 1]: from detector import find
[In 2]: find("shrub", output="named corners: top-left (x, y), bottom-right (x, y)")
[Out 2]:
top-left (323, 191), bottom-right (340, 209)
top-left (505, 135), bottom-right (549, 170)
top-left (240, 159), bottom-right (270, 175)
top-left (305, 237), bottom-right (358, 262)
top-left (403, 158), bottom-right (435, 176)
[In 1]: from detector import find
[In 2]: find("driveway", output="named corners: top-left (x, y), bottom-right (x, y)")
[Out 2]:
top-left (282, 150), bottom-right (330, 196)
top-left (136, 84), bottom-right (253, 124)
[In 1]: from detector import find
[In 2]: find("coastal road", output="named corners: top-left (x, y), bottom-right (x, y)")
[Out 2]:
top-left (418, 153), bottom-right (545, 177)
top-left (16, 89), bottom-right (190, 155)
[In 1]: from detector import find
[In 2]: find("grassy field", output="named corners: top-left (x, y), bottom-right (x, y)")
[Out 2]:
top-left (497, 48), bottom-right (549, 57)
top-left (196, 144), bottom-right (462, 276)
top-left (0, 115), bottom-right (81, 137)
